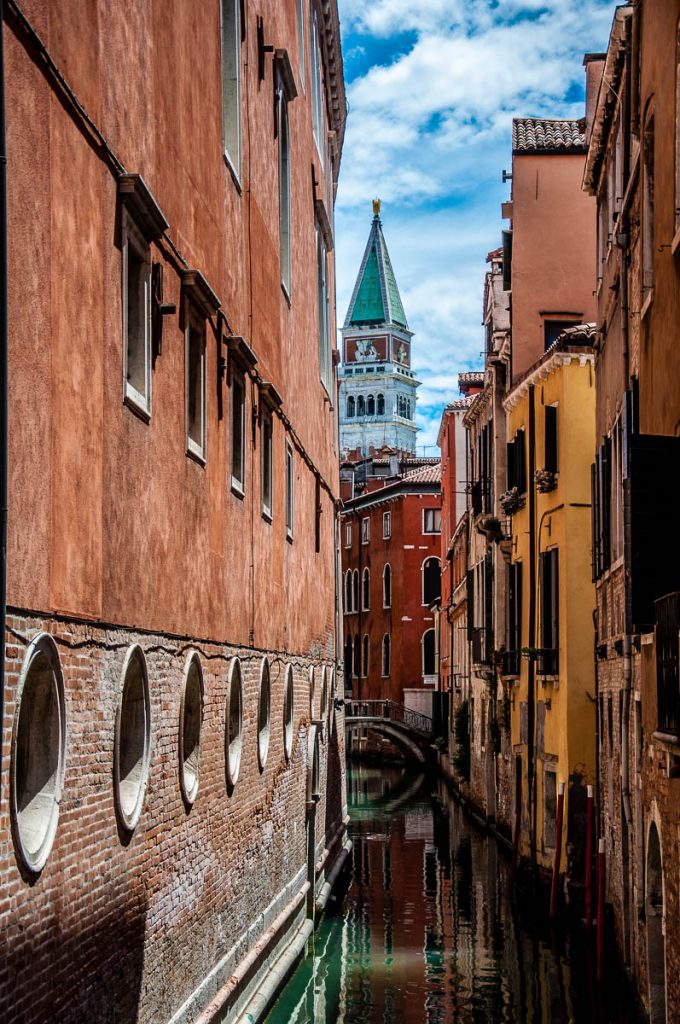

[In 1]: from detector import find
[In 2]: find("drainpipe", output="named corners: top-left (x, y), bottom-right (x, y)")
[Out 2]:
top-left (527, 385), bottom-right (537, 878)
top-left (0, 0), bottom-right (8, 805)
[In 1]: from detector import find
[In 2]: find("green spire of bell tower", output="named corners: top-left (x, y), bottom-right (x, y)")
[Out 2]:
top-left (344, 201), bottom-right (409, 330)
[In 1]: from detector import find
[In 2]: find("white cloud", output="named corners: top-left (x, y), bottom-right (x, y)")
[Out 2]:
top-left (335, 0), bottom-right (614, 454)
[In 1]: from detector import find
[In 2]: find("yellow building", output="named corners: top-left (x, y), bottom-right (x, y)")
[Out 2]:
top-left (501, 327), bottom-right (596, 888)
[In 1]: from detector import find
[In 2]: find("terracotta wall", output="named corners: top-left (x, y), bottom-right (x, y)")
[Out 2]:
top-left (6, 0), bottom-right (339, 656)
top-left (511, 152), bottom-right (597, 382)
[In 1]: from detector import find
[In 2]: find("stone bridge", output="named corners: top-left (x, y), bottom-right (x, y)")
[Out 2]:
top-left (344, 699), bottom-right (435, 764)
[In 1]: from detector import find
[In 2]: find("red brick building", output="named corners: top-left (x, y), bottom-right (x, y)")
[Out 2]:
top-left (341, 459), bottom-right (442, 717)
top-left (0, 2), bottom-right (348, 1022)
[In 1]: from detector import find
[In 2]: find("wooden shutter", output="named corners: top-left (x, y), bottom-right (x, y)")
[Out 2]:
top-left (466, 569), bottom-right (475, 639)
top-left (544, 406), bottom-right (558, 473)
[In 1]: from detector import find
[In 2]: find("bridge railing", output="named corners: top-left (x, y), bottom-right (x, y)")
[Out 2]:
top-left (345, 699), bottom-right (433, 737)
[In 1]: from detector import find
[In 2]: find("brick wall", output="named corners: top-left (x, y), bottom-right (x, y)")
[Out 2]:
top-left (1, 612), bottom-right (346, 1023)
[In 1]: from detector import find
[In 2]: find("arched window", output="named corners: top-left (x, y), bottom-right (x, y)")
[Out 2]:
top-left (362, 567), bottom-right (370, 610)
top-left (357, 395), bottom-right (365, 416)
top-left (345, 569), bottom-right (352, 613)
top-left (383, 563), bottom-right (392, 608)
top-left (422, 556), bottom-right (441, 605)
top-left (320, 666), bottom-right (328, 727)
top-left (646, 821), bottom-right (667, 1023)
top-left (397, 395), bottom-right (403, 417)
top-left (278, 83), bottom-right (291, 295)
top-left (377, 393), bottom-right (385, 415)
top-left (114, 645), bottom-right (152, 833)
top-left (283, 665), bottom-right (294, 762)
top-left (362, 634), bottom-right (369, 677)
top-left (353, 634), bottom-right (360, 678)
top-left (347, 395), bottom-right (355, 418)
top-left (353, 569), bottom-right (359, 612)
top-left (367, 394), bottom-right (375, 415)
top-left (11, 633), bottom-right (66, 872)
top-left (258, 658), bottom-right (271, 770)
top-left (344, 635), bottom-right (352, 688)
top-left (422, 629), bottom-right (436, 677)
top-left (226, 657), bottom-right (243, 787)
top-left (179, 652), bottom-right (204, 806)
top-left (382, 634), bottom-right (391, 677)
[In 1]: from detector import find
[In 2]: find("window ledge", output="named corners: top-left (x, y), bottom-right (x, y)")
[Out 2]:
top-left (281, 281), bottom-right (292, 307)
top-left (537, 675), bottom-right (560, 689)
top-left (124, 391), bottom-right (151, 424)
top-left (186, 444), bottom-right (206, 467)
top-left (223, 151), bottom-right (243, 195)
top-left (640, 288), bottom-right (654, 322)
top-left (261, 507), bottom-right (273, 524)
top-left (286, 530), bottom-right (294, 544)
top-left (231, 480), bottom-right (245, 501)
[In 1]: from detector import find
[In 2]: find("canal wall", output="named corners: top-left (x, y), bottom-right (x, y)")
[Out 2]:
top-left (1, 612), bottom-right (349, 1024)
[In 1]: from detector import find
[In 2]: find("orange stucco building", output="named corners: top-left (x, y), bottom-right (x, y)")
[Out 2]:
top-left (0, 3), bottom-right (349, 1022)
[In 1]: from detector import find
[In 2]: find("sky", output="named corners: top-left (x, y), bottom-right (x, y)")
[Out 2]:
top-left (334, 0), bottom-right (615, 455)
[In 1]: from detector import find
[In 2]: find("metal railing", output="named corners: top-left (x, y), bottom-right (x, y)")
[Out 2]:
top-left (345, 699), bottom-right (433, 737)
top-left (655, 591), bottom-right (680, 737)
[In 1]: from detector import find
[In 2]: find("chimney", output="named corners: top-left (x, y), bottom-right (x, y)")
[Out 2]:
top-left (583, 53), bottom-right (606, 144)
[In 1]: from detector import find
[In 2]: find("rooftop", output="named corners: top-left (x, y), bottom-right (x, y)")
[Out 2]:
top-left (512, 117), bottom-right (587, 155)
top-left (403, 463), bottom-right (441, 484)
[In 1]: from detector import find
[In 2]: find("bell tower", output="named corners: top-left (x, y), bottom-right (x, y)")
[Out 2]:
top-left (338, 201), bottom-right (420, 456)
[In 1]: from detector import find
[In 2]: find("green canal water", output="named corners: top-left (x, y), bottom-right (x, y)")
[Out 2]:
top-left (265, 764), bottom-right (638, 1024)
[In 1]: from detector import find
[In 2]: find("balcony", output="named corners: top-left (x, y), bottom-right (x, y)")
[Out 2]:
top-left (536, 648), bottom-right (559, 677)
top-left (500, 650), bottom-right (521, 677)
top-left (655, 592), bottom-right (680, 738)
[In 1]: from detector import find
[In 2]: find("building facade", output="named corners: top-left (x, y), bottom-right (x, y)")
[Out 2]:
top-left (584, 4), bottom-right (680, 1019)
top-left (1, 3), bottom-right (348, 1022)
top-left (341, 462), bottom-right (442, 722)
top-left (504, 330), bottom-right (597, 887)
top-left (338, 202), bottom-right (419, 457)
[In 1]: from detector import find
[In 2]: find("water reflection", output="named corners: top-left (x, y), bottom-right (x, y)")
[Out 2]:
top-left (265, 765), bottom-right (636, 1024)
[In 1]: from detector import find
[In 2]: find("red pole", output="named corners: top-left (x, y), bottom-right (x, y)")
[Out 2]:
top-left (597, 837), bottom-right (605, 981)
top-left (550, 781), bottom-right (565, 920)
top-left (585, 785), bottom-right (594, 931)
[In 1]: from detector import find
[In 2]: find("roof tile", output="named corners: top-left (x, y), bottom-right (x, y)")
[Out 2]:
top-left (512, 117), bottom-right (587, 154)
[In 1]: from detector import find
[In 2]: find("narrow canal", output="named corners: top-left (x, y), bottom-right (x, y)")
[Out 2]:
top-left (265, 763), bottom-right (640, 1024)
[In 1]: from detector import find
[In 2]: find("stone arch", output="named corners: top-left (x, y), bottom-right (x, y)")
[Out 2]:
top-left (646, 819), bottom-right (667, 1024)
top-left (357, 395), bottom-right (365, 416)
top-left (347, 395), bottom-right (355, 418)
top-left (377, 393), bottom-right (385, 415)
top-left (367, 394), bottom-right (375, 415)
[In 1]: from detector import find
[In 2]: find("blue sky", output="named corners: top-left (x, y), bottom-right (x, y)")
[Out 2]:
top-left (334, 0), bottom-right (615, 455)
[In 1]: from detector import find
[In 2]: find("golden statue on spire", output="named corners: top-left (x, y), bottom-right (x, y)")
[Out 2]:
top-left (372, 197), bottom-right (381, 217)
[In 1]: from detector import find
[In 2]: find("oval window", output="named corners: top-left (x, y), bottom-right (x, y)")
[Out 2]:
top-left (180, 653), bottom-right (203, 805)
top-left (328, 667), bottom-right (336, 737)
top-left (283, 664), bottom-right (294, 762)
top-left (11, 634), bottom-right (66, 873)
top-left (258, 658), bottom-right (271, 770)
top-left (226, 658), bottom-right (243, 788)
top-left (320, 665), bottom-right (328, 722)
top-left (114, 645), bottom-right (151, 832)
top-left (309, 664), bottom-right (315, 719)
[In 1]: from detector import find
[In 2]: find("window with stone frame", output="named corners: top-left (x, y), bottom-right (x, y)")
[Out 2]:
top-left (185, 306), bottom-right (207, 462)
top-left (122, 210), bottom-right (152, 416)
top-left (278, 80), bottom-right (292, 297)
top-left (231, 369), bottom-right (246, 495)
top-left (221, 0), bottom-right (242, 180)
top-left (285, 441), bottom-right (295, 540)
top-left (261, 409), bottom-right (273, 521)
